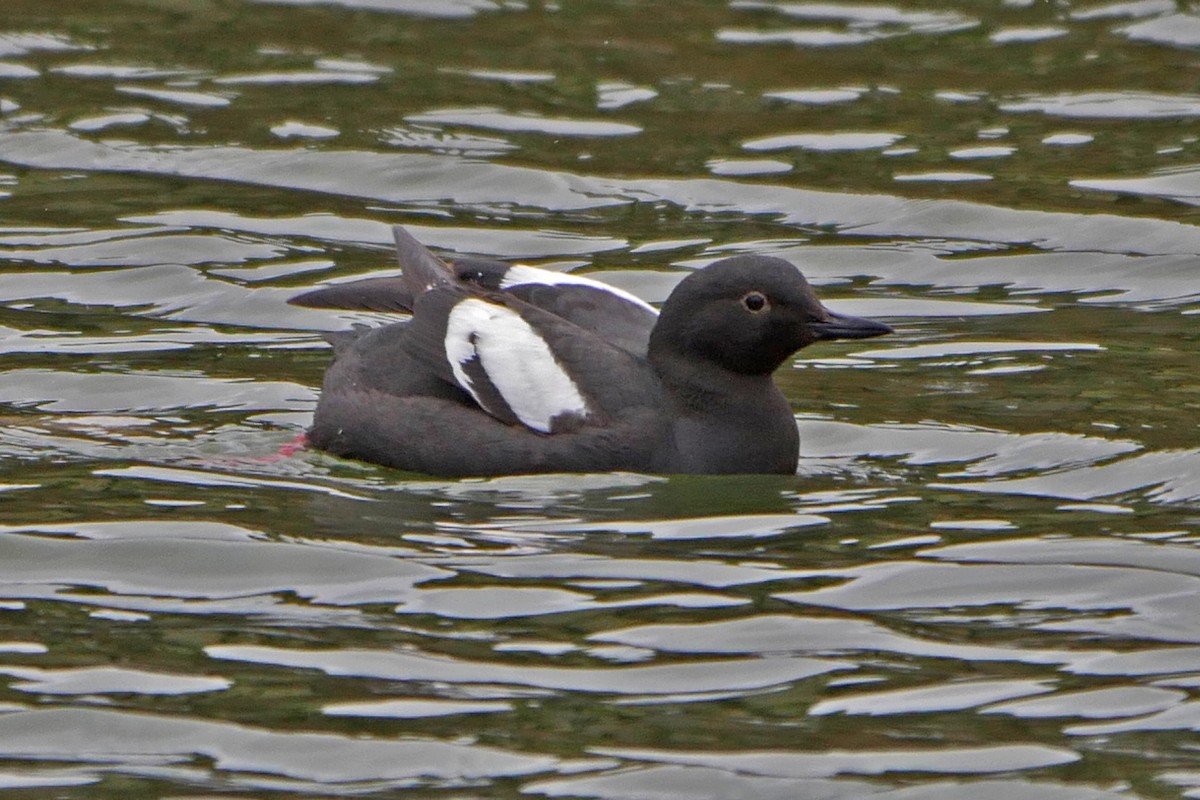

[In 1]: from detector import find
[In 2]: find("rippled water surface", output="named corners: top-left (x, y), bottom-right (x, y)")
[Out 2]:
top-left (2, 0), bottom-right (1200, 797)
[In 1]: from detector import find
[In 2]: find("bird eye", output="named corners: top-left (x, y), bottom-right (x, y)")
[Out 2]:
top-left (741, 291), bottom-right (768, 313)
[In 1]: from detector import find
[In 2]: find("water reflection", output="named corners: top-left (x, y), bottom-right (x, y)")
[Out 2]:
top-left (207, 643), bottom-right (848, 695)
top-left (252, 0), bottom-right (505, 17)
top-left (1, 0), bottom-right (1200, 795)
top-left (406, 107), bottom-right (643, 137)
top-left (1000, 92), bottom-right (1200, 119)
top-left (0, 707), bottom-right (560, 788)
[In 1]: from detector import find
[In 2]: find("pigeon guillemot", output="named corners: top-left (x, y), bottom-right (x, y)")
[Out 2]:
top-left (291, 226), bottom-right (892, 476)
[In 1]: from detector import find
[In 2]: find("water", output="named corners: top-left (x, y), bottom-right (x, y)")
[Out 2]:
top-left (1, 0), bottom-right (1199, 796)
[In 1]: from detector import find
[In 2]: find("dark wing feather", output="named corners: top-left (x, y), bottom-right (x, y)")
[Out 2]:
top-left (393, 225), bottom-right (456, 296)
top-left (391, 287), bottom-right (468, 390)
top-left (288, 258), bottom-right (515, 312)
top-left (454, 348), bottom-right (523, 428)
top-left (290, 224), bottom-right (659, 359)
top-left (504, 282), bottom-right (657, 357)
top-left (448, 257), bottom-right (515, 290)
top-left (290, 278), bottom-right (416, 312)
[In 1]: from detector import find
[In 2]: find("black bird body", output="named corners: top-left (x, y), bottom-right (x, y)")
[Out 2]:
top-left (292, 227), bottom-right (891, 477)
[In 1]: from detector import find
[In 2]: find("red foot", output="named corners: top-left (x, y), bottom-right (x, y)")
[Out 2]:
top-left (276, 432), bottom-right (309, 457)
top-left (227, 433), bottom-right (310, 465)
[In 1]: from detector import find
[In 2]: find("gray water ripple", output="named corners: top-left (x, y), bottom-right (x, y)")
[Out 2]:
top-left (1070, 700), bottom-right (1200, 738)
top-left (123, 209), bottom-right (629, 257)
top-left (617, 177), bottom-right (1200, 258)
top-left (858, 341), bottom-right (1102, 360)
top-left (0, 225), bottom-right (181, 247)
top-left (0, 325), bottom-right (311, 356)
top-left (213, 69), bottom-right (380, 86)
top-left (67, 112), bottom-right (154, 133)
top-left (920, 539), bottom-right (1200, 643)
top-left (407, 106), bottom-right (643, 137)
top-left (51, 64), bottom-right (198, 80)
top-left (1065, 700), bottom-right (1200, 735)
top-left (5, 128), bottom-right (1200, 267)
top-left (323, 697), bottom-right (514, 719)
top-left (0, 519), bottom-right (266, 542)
top-left (733, 1), bottom-right (977, 31)
top-left (0, 368), bottom-right (316, 413)
top-left (999, 91), bottom-right (1200, 119)
top-left (381, 125), bottom-right (518, 154)
top-left (590, 614), bottom-right (1075, 666)
top-left (808, 679), bottom-right (1057, 716)
top-left (760, 244), bottom-right (1200, 306)
top-left (397, 472), bottom-right (666, 503)
top-left (518, 512), bottom-right (830, 540)
top-left (939, 449), bottom-right (1200, 503)
top-left (983, 686), bottom-right (1186, 719)
top-left (3, 150), bottom-right (1199, 318)
top-left (0, 262), bottom-right (346, 330)
top-left (797, 420), bottom-right (1140, 476)
top-left (529, 764), bottom-right (875, 800)
top-left (1116, 12), bottom-right (1200, 48)
top-left (252, 0), bottom-right (504, 17)
top-left (0, 768), bottom-right (99, 790)
top-left (0, 423), bottom-right (151, 465)
top-left (778, 559), bottom-right (1200, 617)
top-left (451, 552), bottom-right (809, 589)
top-left (593, 743), bottom-right (1080, 777)
top-left (775, 554), bottom-right (1200, 653)
top-left (716, 28), bottom-right (886, 47)
top-left (0, 666), bottom-right (231, 696)
top-left (206, 643), bottom-right (849, 695)
top-left (114, 85), bottom-right (233, 108)
top-left (0, 33), bottom-right (88, 58)
top-left (1066, 647), bottom-right (1200, 676)
top-left (528, 767), bottom-right (1134, 800)
top-left (394, 585), bottom-right (747, 619)
top-left (0, 707), bottom-right (559, 785)
top-left (14, 588), bottom-right (369, 626)
top-left (873, 780), bottom-right (1143, 800)
top-left (0, 129), bottom-right (618, 212)
top-left (0, 234), bottom-right (284, 266)
top-left (0, 528), bottom-right (447, 604)
top-left (1073, 165), bottom-right (1200, 206)
top-left (925, 536), bottom-right (1200, 577)
top-left (1069, 0), bottom-right (1174, 21)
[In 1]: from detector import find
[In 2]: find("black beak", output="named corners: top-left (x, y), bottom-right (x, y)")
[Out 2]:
top-left (810, 309), bottom-right (893, 342)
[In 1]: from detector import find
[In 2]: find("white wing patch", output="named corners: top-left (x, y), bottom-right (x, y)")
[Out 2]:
top-left (499, 264), bottom-right (659, 315)
top-left (445, 298), bottom-right (591, 433)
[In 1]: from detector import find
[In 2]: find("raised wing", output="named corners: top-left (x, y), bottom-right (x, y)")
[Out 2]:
top-left (287, 258), bottom-right (513, 312)
top-left (288, 276), bottom-right (415, 313)
top-left (391, 224), bottom-right (455, 295)
top-left (290, 227), bottom-right (659, 356)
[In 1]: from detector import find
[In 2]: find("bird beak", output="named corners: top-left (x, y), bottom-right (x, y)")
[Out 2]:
top-left (810, 308), bottom-right (893, 341)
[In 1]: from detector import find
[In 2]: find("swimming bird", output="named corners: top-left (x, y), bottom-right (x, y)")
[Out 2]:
top-left (290, 226), bottom-right (892, 476)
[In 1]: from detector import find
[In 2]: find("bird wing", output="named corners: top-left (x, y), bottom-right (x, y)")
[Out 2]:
top-left (289, 276), bottom-right (416, 312)
top-left (290, 228), bottom-right (658, 355)
top-left (402, 287), bottom-right (658, 434)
